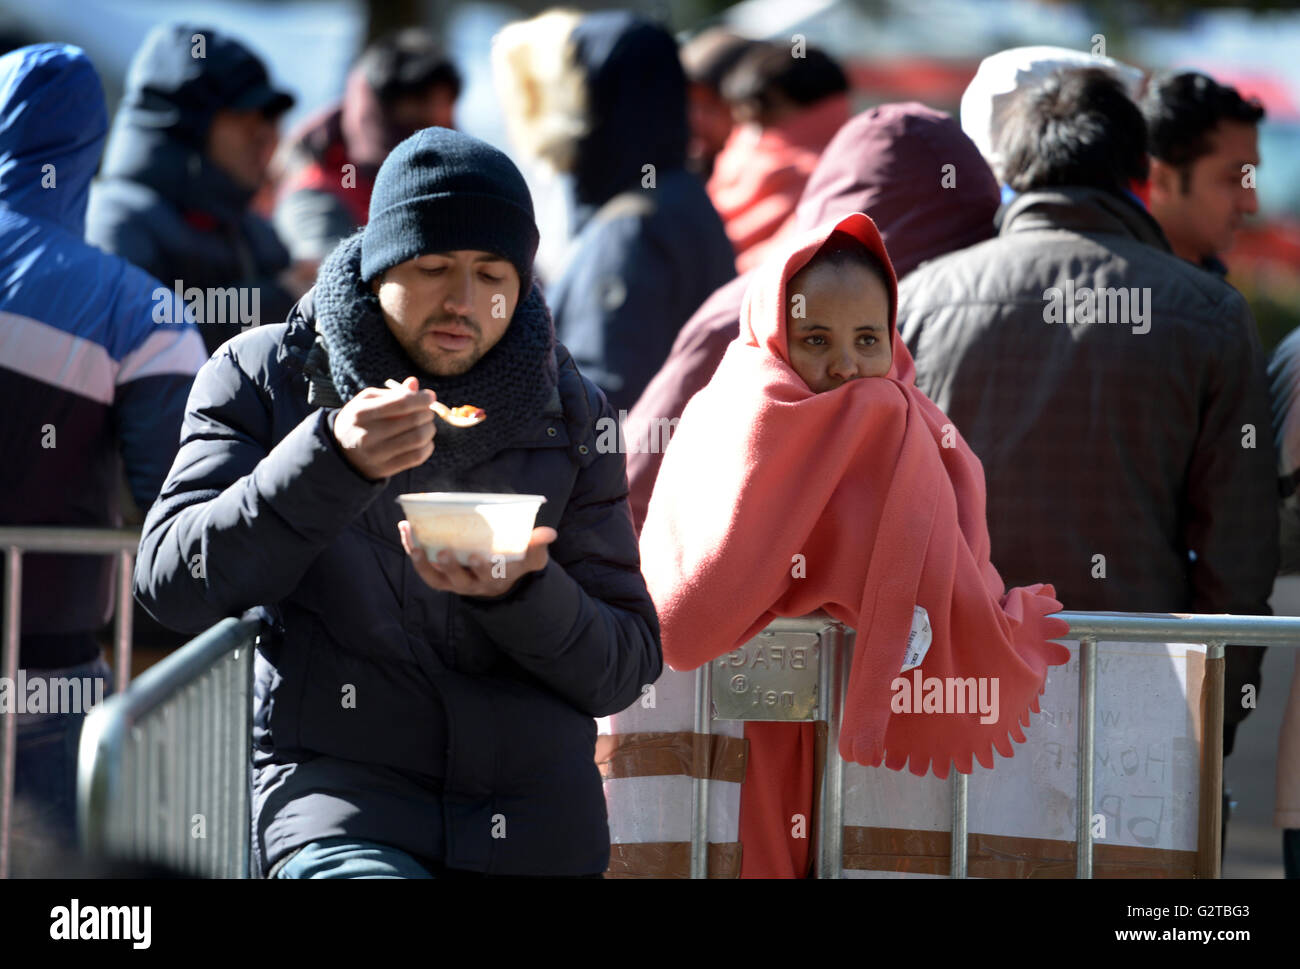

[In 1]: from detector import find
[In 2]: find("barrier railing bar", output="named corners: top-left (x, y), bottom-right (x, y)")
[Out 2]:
top-left (1, 545), bottom-right (21, 879)
top-left (1052, 611), bottom-right (1300, 646)
top-left (690, 660), bottom-right (712, 879)
top-left (1075, 636), bottom-right (1098, 878)
top-left (0, 527), bottom-right (141, 555)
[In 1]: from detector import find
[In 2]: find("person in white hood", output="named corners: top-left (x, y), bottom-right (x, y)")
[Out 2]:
top-left (960, 46), bottom-right (1145, 195)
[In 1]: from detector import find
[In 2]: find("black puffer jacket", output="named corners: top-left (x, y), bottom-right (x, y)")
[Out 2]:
top-left (133, 282), bottom-right (662, 875)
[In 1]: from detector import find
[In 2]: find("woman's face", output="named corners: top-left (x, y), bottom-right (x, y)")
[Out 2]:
top-left (785, 260), bottom-right (892, 393)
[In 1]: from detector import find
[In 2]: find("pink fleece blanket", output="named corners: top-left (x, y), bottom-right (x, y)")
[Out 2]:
top-left (639, 211), bottom-right (1071, 777)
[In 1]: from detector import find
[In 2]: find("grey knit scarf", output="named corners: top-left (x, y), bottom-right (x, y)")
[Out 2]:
top-left (308, 231), bottom-right (558, 474)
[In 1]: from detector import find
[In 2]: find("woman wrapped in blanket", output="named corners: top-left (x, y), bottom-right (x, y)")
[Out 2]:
top-left (625, 212), bottom-right (1072, 878)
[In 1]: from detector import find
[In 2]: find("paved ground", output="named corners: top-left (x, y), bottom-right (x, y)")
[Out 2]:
top-left (1222, 575), bottom-right (1299, 879)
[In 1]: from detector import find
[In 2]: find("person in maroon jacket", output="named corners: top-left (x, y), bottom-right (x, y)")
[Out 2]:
top-left (624, 102), bottom-right (1001, 532)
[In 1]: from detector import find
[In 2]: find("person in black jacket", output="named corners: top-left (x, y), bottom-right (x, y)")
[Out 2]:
top-left (133, 127), bottom-right (663, 878)
top-left (87, 22), bottom-right (308, 357)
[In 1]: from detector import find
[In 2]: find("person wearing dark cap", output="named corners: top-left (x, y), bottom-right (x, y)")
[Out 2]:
top-left (133, 126), bottom-right (662, 878)
top-left (87, 23), bottom-right (306, 357)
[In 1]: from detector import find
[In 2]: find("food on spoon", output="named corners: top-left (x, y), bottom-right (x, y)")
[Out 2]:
top-left (448, 404), bottom-right (486, 422)
top-left (382, 379), bottom-right (486, 426)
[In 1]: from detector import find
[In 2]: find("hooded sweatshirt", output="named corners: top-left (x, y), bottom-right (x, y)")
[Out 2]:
top-left (0, 44), bottom-right (205, 667)
top-left (86, 23), bottom-right (294, 356)
top-left (625, 103), bottom-right (1001, 532)
top-left (537, 11), bottom-right (736, 412)
top-left (635, 212), bottom-right (1070, 876)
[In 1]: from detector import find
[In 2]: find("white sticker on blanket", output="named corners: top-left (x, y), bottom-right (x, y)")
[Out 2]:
top-left (900, 605), bottom-right (931, 672)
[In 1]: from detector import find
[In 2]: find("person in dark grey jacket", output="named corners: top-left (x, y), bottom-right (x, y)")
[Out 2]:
top-left (897, 69), bottom-right (1278, 755)
top-left (133, 127), bottom-right (662, 878)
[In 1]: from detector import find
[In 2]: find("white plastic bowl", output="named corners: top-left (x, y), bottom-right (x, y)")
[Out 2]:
top-left (397, 492), bottom-right (547, 566)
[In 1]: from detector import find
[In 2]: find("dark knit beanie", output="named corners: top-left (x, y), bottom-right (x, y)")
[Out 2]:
top-left (360, 127), bottom-right (539, 292)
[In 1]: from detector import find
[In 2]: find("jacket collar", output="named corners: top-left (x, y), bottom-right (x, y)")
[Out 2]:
top-left (1000, 186), bottom-right (1172, 253)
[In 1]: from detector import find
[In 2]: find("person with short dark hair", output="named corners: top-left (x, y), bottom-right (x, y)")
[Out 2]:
top-left (274, 28), bottom-right (462, 267)
top-left (1140, 71), bottom-right (1264, 275)
top-left (87, 24), bottom-right (302, 358)
top-left (898, 67), bottom-right (1278, 774)
top-left (998, 67), bottom-right (1149, 197)
top-left (707, 43), bottom-right (852, 272)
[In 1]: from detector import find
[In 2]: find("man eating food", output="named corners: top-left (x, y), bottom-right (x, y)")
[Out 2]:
top-left (134, 127), bottom-right (662, 878)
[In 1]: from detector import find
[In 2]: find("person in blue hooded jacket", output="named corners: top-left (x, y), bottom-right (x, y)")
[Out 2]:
top-left (87, 23), bottom-right (307, 357)
top-left (0, 44), bottom-right (206, 847)
top-left (493, 10), bottom-right (735, 412)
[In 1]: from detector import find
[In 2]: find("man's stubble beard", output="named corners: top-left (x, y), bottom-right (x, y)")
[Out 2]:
top-left (398, 315), bottom-right (485, 378)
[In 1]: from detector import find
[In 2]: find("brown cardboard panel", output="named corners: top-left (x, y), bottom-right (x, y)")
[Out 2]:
top-left (843, 825), bottom-right (1200, 878)
top-left (596, 731), bottom-right (748, 783)
top-left (606, 841), bottom-right (743, 878)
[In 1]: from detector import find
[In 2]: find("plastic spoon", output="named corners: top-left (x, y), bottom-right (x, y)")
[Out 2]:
top-left (384, 379), bottom-right (486, 427)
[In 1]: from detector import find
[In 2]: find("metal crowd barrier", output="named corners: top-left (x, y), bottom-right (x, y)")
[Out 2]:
top-left (77, 617), bottom-right (258, 878)
top-left (690, 611), bottom-right (1300, 879)
top-left (0, 526), bottom-right (140, 879)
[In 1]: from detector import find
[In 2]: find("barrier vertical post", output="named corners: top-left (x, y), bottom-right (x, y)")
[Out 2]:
top-left (816, 625), bottom-right (846, 878)
top-left (1076, 636), bottom-right (1098, 878)
top-left (113, 549), bottom-right (134, 694)
top-left (951, 770), bottom-right (969, 878)
top-left (690, 661), bottom-right (712, 878)
top-left (0, 546), bottom-right (20, 879)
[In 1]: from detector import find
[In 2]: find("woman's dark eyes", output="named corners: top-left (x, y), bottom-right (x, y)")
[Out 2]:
top-left (802, 334), bottom-right (878, 347)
